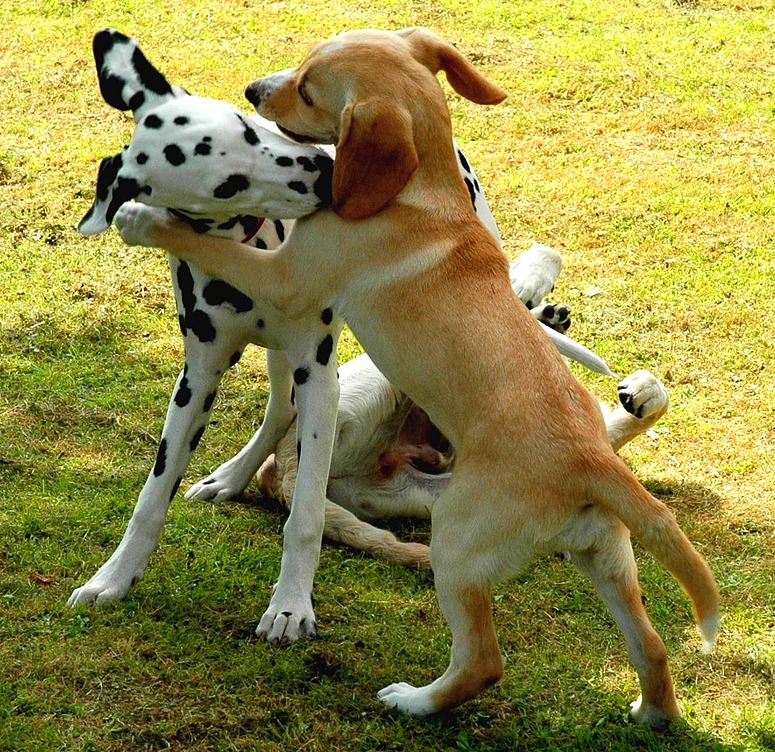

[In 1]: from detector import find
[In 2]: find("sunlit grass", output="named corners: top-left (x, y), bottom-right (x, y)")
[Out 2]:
top-left (1, 0), bottom-right (773, 749)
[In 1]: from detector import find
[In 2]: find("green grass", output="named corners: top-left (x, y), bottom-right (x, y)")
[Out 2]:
top-left (1, 0), bottom-right (774, 749)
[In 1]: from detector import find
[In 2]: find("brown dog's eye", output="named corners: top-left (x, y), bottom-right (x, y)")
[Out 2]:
top-left (297, 83), bottom-right (314, 107)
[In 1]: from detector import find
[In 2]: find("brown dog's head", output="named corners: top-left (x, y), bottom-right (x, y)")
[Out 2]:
top-left (245, 28), bottom-right (506, 220)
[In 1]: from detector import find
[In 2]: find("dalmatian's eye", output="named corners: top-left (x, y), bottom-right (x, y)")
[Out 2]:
top-left (298, 82), bottom-right (314, 107)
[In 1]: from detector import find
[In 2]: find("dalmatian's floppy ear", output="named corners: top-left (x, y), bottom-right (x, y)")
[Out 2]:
top-left (78, 151), bottom-right (144, 236)
top-left (395, 27), bottom-right (507, 106)
top-left (92, 28), bottom-right (185, 123)
top-left (332, 99), bottom-right (418, 220)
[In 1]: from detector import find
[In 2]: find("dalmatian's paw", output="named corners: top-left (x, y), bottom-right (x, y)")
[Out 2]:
top-left (618, 370), bottom-right (669, 420)
top-left (378, 682), bottom-right (438, 716)
top-left (114, 203), bottom-right (171, 247)
top-left (510, 244), bottom-right (563, 309)
top-left (531, 302), bottom-right (571, 332)
top-left (255, 590), bottom-right (317, 644)
top-left (185, 457), bottom-right (253, 502)
top-left (67, 557), bottom-right (143, 606)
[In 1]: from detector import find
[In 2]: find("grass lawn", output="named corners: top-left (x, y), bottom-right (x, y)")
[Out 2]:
top-left (1, 0), bottom-right (773, 749)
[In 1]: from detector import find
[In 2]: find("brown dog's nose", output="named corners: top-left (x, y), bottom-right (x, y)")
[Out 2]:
top-left (245, 81), bottom-right (263, 107)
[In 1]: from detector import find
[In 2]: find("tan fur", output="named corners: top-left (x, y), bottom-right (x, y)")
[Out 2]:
top-left (129, 28), bottom-right (718, 721)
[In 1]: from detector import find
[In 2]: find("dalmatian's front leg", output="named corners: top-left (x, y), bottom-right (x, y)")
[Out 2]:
top-left (255, 328), bottom-right (342, 643)
top-left (186, 349), bottom-right (296, 502)
top-left (68, 339), bottom-right (243, 605)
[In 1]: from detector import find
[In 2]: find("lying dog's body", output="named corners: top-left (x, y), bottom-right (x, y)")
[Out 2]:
top-left (114, 28), bottom-right (718, 724)
top-left (258, 354), bottom-right (671, 568)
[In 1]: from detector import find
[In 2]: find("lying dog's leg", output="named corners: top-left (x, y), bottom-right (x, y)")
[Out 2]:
top-left (509, 244), bottom-right (562, 309)
top-left (186, 349), bottom-right (296, 502)
top-left (255, 330), bottom-right (343, 643)
top-left (258, 429), bottom-right (433, 566)
top-left (569, 511), bottom-right (681, 726)
top-left (604, 370), bottom-right (669, 453)
top-left (68, 291), bottom-right (253, 605)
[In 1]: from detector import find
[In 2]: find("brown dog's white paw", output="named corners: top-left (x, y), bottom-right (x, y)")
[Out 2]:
top-left (630, 694), bottom-right (681, 727)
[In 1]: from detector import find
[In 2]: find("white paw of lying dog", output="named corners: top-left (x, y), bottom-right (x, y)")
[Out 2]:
top-left (618, 370), bottom-right (669, 419)
top-left (114, 203), bottom-right (169, 247)
top-left (509, 243), bottom-right (562, 309)
top-left (185, 455), bottom-right (254, 502)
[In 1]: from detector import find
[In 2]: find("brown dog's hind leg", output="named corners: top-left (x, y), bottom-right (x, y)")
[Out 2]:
top-left (378, 479), bottom-right (510, 715)
top-left (569, 514), bottom-right (681, 726)
top-left (377, 571), bottom-right (503, 715)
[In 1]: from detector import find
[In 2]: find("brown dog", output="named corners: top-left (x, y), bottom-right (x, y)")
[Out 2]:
top-left (114, 28), bottom-right (718, 724)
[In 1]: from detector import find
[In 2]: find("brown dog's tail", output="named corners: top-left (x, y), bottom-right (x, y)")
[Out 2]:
top-left (591, 456), bottom-right (720, 653)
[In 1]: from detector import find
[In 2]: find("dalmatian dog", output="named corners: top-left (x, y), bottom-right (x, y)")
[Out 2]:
top-left (69, 30), bottom-right (622, 642)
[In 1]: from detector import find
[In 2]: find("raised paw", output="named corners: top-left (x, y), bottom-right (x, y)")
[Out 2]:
top-left (617, 370), bottom-right (669, 420)
top-left (255, 594), bottom-right (317, 645)
top-left (531, 302), bottom-right (571, 332)
top-left (509, 244), bottom-right (563, 309)
top-left (377, 682), bottom-right (437, 716)
top-left (113, 203), bottom-right (171, 247)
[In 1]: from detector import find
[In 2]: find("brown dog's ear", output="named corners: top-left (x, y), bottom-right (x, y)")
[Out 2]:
top-left (396, 27), bottom-right (507, 105)
top-left (332, 99), bottom-right (418, 220)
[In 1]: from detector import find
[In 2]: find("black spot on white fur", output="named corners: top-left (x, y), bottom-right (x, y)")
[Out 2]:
top-left (169, 477), bottom-right (182, 501)
top-left (174, 375), bottom-right (192, 406)
top-left (202, 280), bottom-right (253, 313)
top-left (316, 335), bottom-right (333, 366)
top-left (294, 367), bottom-right (309, 385)
top-left (213, 174), bottom-right (250, 199)
top-left (190, 426), bottom-right (205, 452)
top-left (144, 113), bottom-right (163, 129)
top-left (164, 144), bottom-right (186, 165)
top-left (153, 438), bottom-right (167, 477)
top-left (176, 261), bottom-right (216, 342)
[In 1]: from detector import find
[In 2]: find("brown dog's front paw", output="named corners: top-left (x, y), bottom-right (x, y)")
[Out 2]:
top-left (114, 203), bottom-right (171, 247)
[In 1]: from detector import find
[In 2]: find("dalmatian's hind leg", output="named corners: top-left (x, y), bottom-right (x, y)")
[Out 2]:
top-left (186, 349), bottom-right (297, 502)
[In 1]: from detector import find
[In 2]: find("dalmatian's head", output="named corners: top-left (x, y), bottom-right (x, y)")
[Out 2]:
top-left (79, 29), bottom-right (334, 238)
